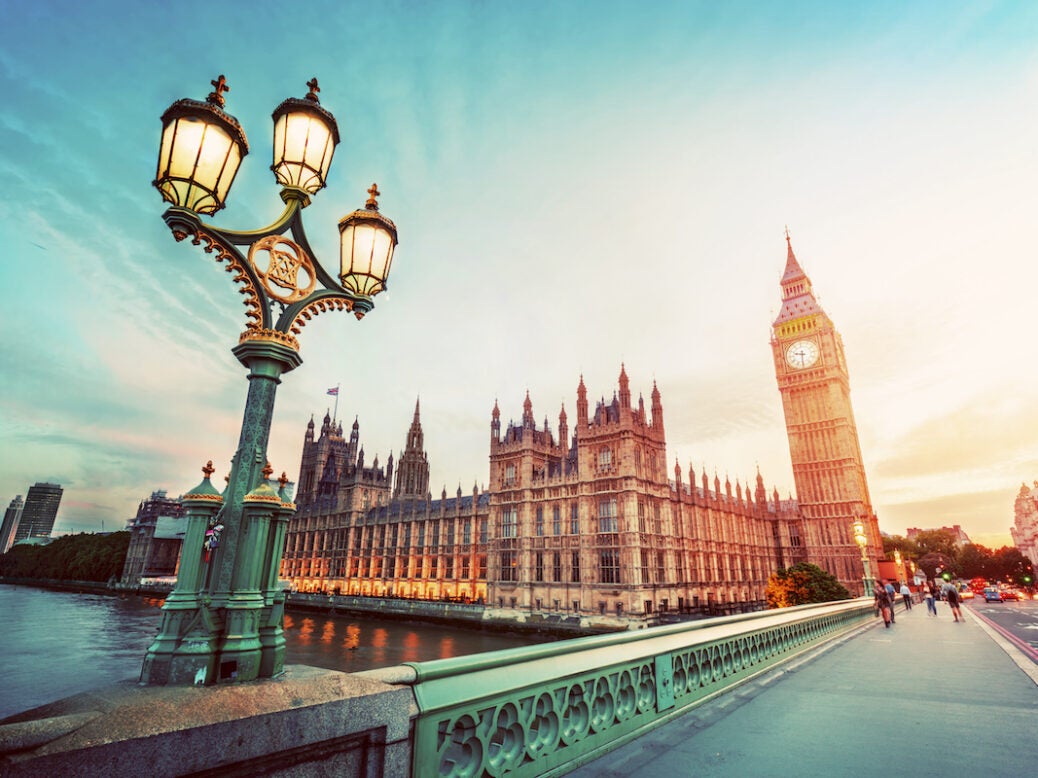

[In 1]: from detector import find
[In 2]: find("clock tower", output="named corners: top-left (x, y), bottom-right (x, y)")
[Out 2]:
top-left (771, 232), bottom-right (881, 595)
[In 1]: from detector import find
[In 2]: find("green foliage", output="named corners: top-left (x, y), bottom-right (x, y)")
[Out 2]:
top-left (0, 532), bottom-right (130, 582)
top-left (765, 562), bottom-right (851, 608)
top-left (912, 529), bottom-right (959, 558)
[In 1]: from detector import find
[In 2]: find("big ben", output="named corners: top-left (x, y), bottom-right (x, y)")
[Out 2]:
top-left (771, 231), bottom-right (881, 595)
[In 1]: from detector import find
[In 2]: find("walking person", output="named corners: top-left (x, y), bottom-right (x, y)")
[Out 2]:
top-left (874, 582), bottom-right (893, 628)
top-left (942, 581), bottom-right (963, 622)
top-left (884, 580), bottom-right (897, 623)
top-left (924, 582), bottom-right (937, 616)
top-left (899, 582), bottom-right (913, 610)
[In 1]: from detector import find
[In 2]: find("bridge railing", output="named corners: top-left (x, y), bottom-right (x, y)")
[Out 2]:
top-left (371, 599), bottom-right (873, 778)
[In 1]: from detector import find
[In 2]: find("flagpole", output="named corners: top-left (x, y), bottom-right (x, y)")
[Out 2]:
top-left (333, 383), bottom-right (340, 422)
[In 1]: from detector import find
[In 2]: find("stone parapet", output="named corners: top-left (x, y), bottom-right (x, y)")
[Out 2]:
top-left (0, 666), bottom-right (416, 777)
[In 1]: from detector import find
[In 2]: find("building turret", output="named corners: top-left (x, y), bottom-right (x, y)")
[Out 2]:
top-left (618, 363), bottom-right (631, 410)
top-left (650, 381), bottom-right (663, 437)
top-left (558, 404), bottom-right (568, 448)
top-left (576, 375), bottom-right (588, 428)
top-left (394, 398), bottom-right (430, 500)
top-left (491, 399), bottom-right (501, 442)
top-left (522, 391), bottom-right (534, 429)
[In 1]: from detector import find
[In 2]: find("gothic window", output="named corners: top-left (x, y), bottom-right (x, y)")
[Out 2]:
top-left (638, 501), bottom-right (646, 533)
top-left (479, 518), bottom-right (488, 544)
top-left (657, 551), bottom-right (666, 584)
top-left (500, 551), bottom-right (518, 582)
top-left (597, 499), bottom-right (618, 533)
top-left (571, 550), bottom-right (581, 582)
top-left (570, 503), bottom-right (580, 534)
top-left (536, 507), bottom-right (544, 536)
top-left (552, 505), bottom-right (562, 536)
top-left (653, 502), bottom-right (662, 534)
top-left (505, 463), bottom-right (516, 485)
top-left (534, 552), bottom-right (544, 582)
top-left (478, 554), bottom-right (487, 579)
top-left (598, 448), bottom-right (612, 470)
top-left (501, 507), bottom-right (518, 538)
top-left (600, 550), bottom-right (621, 584)
top-left (552, 551), bottom-right (562, 582)
top-left (463, 519), bottom-right (471, 545)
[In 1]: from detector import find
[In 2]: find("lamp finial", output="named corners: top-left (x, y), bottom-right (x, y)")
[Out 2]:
top-left (202, 460), bottom-right (215, 479)
top-left (207, 75), bottom-right (229, 108)
top-left (305, 77), bottom-right (320, 103)
top-left (366, 183), bottom-right (381, 211)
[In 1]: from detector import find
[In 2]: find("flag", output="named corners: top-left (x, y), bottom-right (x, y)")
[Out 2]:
top-left (327, 387), bottom-right (339, 396)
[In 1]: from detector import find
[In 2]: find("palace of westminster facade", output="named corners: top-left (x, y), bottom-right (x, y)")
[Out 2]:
top-left (280, 237), bottom-right (883, 619)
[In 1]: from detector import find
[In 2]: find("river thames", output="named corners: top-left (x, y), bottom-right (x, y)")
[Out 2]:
top-left (0, 585), bottom-right (541, 720)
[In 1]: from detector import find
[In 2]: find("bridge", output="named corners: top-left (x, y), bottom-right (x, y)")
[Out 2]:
top-left (2, 599), bottom-right (1035, 776)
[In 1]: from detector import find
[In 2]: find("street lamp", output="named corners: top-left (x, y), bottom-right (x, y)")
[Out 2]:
top-left (852, 518), bottom-right (874, 597)
top-left (141, 76), bottom-right (398, 686)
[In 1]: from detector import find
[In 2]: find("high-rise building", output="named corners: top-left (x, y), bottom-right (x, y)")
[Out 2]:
top-left (12, 482), bottom-right (63, 542)
top-left (770, 233), bottom-right (881, 594)
top-left (1, 495), bottom-right (24, 553)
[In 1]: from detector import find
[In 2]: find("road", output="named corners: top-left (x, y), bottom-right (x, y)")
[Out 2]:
top-left (966, 596), bottom-right (1038, 663)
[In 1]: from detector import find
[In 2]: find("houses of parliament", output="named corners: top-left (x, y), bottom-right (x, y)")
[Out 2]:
top-left (280, 237), bottom-right (883, 621)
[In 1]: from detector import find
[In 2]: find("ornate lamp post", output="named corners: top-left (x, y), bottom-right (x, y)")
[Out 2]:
top-left (141, 76), bottom-right (398, 686)
top-left (852, 518), bottom-right (874, 597)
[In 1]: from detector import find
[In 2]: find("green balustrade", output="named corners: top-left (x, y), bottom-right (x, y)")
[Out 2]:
top-left (404, 600), bottom-right (873, 777)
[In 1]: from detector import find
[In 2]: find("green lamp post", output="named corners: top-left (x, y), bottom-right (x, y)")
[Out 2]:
top-left (852, 518), bottom-right (874, 597)
top-left (141, 76), bottom-right (398, 686)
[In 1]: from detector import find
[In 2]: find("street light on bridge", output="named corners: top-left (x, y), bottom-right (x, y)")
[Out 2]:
top-left (852, 518), bottom-right (874, 597)
top-left (141, 76), bottom-right (398, 686)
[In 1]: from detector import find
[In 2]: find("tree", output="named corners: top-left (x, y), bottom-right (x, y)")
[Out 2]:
top-left (912, 529), bottom-right (958, 559)
top-left (989, 547), bottom-right (1034, 586)
top-left (916, 552), bottom-right (955, 580)
top-left (0, 532), bottom-right (130, 582)
top-left (765, 562), bottom-right (851, 608)
top-left (954, 543), bottom-right (992, 579)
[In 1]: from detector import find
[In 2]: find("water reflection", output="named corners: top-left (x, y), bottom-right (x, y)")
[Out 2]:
top-left (0, 586), bottom-right (542, 719)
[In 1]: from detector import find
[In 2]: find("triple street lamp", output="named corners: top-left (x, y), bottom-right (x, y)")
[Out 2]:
top-left (141, 76), bottom-right (398, 685)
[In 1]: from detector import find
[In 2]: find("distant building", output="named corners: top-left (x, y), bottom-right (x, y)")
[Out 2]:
top-left (12, 482), bottom-right (63, 542)
top-left (905, 525), bottom-right (973, 546)
top-left (1012, 483), bottom-right (1038, 570)
top-left (120, 490), bottom-right (186, 586)
top-left (0, 495), bottom-right (24, 554)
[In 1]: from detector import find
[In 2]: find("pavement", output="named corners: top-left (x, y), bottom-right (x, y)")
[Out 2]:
top-left (568, 598), bottom-right (1038, 778)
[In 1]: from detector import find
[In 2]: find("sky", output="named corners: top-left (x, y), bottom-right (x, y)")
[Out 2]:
top-left (2, 1), bottom-right (1036, 549)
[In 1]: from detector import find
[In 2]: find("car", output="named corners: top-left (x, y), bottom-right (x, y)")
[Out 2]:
top-left (983, 587), bottom-right (1003, 602)
top-left (959, 589), bottom-right (975, 599)
top-left (1000, 589), bottom-right (1020, 601)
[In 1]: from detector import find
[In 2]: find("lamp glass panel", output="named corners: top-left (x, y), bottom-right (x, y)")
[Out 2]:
top-left (273, 111), bottom-right (334, 193)
top-left (156, 115), bottom-right (239, 214)
top-left (340, 221), bottom-right (395, 296)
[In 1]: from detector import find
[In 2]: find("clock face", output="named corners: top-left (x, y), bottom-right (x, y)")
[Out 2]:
top-left (785, 339), bottom-right (820, 369)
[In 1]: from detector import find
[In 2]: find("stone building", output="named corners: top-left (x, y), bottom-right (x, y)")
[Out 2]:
top-left (1011, 483), bottom-right (1038, 570)
top-left (280, 235), bottom-right (882, 619)
top-left (120, 490), bottom-right (186, 586)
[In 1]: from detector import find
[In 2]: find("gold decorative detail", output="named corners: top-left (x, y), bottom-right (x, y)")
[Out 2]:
top-left (262, 461), bottom-right (274, 480)
top-left (244, 492), bottom-right (282, 504)
top-left (183, 492), bottom-right (224, 503)
top-left (202, 460), bottom-right (215, 478)
top-left (238, 327), bottom-right (300, 351)
top-left (366, 183), bottom-right (381, 210)
top-left (288, 295), bottom-right (356, 335)
top-left (207, 75), bottom-right (229, 108)
top-left (279, 471), bottom-right (289, 489)
top-left (305, 77), bottom-right (320, 103)
top-left (248, 235), bottom-right (317, 304)
top-left (178, 225), bottom-right (264, 329)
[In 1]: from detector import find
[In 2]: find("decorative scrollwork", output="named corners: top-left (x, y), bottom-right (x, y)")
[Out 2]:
top-left (238, 328), bottom-right (300, 351)
top-left (175, 225), bottom-right (264, 330)
top-left (288, 295), bottom-right (356, 334)
top-left (248, 235), bottom-right (317, 304)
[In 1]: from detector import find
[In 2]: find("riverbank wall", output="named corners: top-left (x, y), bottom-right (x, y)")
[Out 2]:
top-left (0, 578), bottom-right (625, 639)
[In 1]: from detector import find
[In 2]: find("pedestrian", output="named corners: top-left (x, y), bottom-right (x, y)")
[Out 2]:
top-left (942, 581), bottom-right (963, 622)
top-left (884, 579), bottom-right (897, 623)
top-left (874, 582), bottom-right (893, 628)
top-left (924, 582), bottom-right (937, 616)
top-left (899, 582), bottom-right (913, 610)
